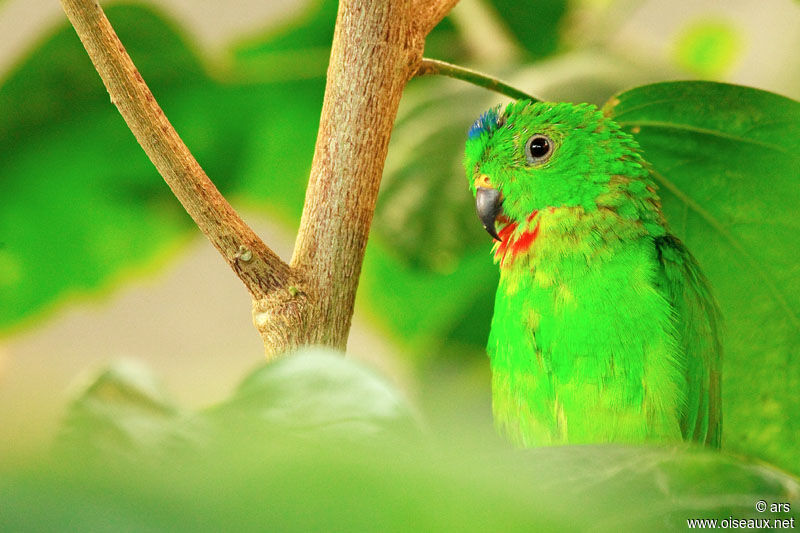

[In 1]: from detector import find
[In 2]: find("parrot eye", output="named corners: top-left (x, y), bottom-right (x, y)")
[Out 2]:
top-left (525, 135), bottom-right (554, 164)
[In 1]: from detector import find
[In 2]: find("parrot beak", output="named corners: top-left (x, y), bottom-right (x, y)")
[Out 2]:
top-left (475, 186), bottom-right (503, 241)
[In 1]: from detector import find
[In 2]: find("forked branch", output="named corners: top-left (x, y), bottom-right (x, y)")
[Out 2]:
top-left (60, 0), bottom-right (461, 357)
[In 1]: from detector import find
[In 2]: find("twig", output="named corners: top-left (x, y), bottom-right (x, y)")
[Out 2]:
top-left (59, 0), bottom-right (291, 300)
top-left (415, 58), bottom-right (540, 102)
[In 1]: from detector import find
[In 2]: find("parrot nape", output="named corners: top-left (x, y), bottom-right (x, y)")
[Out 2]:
top-left (464, 100), bottom-right (721, 447)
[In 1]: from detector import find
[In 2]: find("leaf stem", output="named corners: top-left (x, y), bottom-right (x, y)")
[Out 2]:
top-left (415, 58), bottom-right (540, 102)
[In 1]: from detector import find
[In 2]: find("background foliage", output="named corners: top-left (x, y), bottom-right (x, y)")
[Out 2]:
top-left (0, 0), bottom-right (798, 528)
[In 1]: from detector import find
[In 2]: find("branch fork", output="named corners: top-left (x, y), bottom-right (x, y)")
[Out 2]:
top-left (60, 0), bottom-right (457, 357)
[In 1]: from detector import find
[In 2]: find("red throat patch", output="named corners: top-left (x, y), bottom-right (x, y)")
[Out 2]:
top-left (494, 211), bottom-right (540, 266)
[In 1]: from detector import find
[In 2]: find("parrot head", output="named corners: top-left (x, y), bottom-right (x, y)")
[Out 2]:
top-left (464, 100), bottom-right (651, 242)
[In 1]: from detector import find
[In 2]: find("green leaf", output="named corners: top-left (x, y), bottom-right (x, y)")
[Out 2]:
top-left (233, 80), bottom-right (324, 224)
top-left (57, 348), bottom-right (417, 462)
top-left (233, 0), bottom-right (337, 55)
top-left (57, 358), bottom-right (200, 462)
top-left (605, 81), bottom-right (800, 474)
top-left (206, 347), bottom-right (418, 441)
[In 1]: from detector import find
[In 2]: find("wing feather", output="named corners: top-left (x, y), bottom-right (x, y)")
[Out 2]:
top-left (654, 234), bottom-right (722, 446)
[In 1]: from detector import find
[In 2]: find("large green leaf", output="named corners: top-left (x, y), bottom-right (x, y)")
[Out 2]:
top-left (0, 5), bottom-right (204, 149)
top-left (605, 81), bottom-right (800, 473)
top-left (359, 235), bottom-right (496, 356)
top-left (57, 348), bottom-right (416, 462)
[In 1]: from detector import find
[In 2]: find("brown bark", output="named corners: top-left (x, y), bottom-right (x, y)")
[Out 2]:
top-left (60, 0), bottom-right (457, 358)
top-left (282, 0), bottom-right (457, 352)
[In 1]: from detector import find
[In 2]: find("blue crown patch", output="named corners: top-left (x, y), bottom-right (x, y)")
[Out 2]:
top-left (467, 106), bottom-right (503, 140)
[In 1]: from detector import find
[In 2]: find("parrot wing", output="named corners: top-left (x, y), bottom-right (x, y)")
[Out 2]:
top-left (654, 234), bottom-right (722, 446)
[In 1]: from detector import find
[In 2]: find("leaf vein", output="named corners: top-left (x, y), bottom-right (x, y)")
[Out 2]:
top-left (651, 168), bottom-right (799, 328)
top-left (624, 120), bottom-right (796, 158)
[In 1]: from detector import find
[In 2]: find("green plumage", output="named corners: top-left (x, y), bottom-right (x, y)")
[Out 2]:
top-left (465, 101), bottom-right (721, 447)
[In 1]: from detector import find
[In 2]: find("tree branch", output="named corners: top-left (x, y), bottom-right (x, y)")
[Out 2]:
top-left (61, 0), bottom-right (460, 357)
top-left (415, 58), bottom-right (540, 102)
top-left (59, 0), bottom-right (292, 301)
top-left (286, 0), bottom-right (458, 351)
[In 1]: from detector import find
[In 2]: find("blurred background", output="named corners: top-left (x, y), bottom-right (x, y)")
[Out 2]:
top-left (0, 0), bottom-right (798, 468)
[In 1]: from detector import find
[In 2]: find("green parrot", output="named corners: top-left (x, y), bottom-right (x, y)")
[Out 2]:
top-left (465, 100), bottom-right (722, 447)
